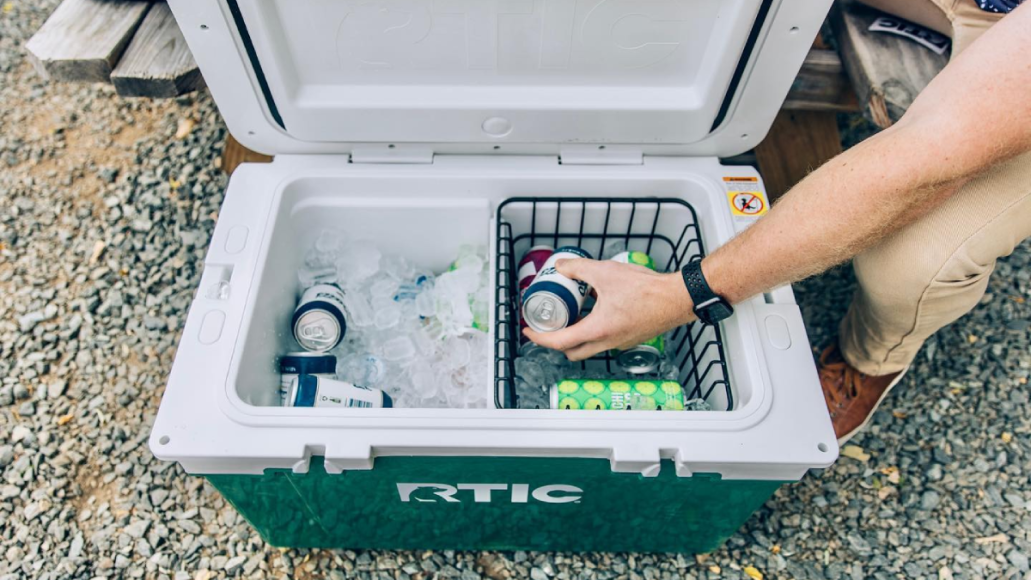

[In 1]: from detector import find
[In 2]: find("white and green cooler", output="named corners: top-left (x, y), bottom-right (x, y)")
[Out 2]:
top-left (151, 0), bottom-right (840, 553)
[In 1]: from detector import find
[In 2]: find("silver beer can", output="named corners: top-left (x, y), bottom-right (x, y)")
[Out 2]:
top-left (521, 246), bottom-right (593, 333)
top-left (278, 352), bottom-right (337, 406)
top-left (292, 283), bottom-right (347, 352)
top-left (286, 375), bottom-right (393, 408)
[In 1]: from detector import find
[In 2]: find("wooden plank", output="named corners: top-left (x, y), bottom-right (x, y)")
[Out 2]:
top-left (783, 49), bottom-right (861, 113)
top-left (754, 110), bottom-right (843, 201)
top-left (111, 2), bottom-right (204, 98)
top-left (829, 0), bottom-right (948, 129)
top-left (220, 134), bottom-right (273, 176)
top-left (26, 0), bottom-right (153, 83)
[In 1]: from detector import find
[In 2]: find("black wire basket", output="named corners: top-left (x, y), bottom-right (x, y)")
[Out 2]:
top-left (494, 197), bottom-right (733, 410)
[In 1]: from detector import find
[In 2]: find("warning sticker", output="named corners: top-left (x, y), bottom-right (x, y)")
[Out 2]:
top-left (727, 191), bottom-right (767, 218)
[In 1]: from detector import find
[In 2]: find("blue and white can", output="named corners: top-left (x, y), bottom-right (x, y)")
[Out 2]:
top-left (521, 246), bottom-right (593, 333)
top-left (287, 375), bottom-right (393, 408)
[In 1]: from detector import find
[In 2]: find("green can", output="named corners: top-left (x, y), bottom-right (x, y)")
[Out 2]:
top-left (610, 250), bottom-right (656, 270)
top-left (609, 251), bottom-right (665, 373)
top-left (550, 379), bottom-right (685, 410)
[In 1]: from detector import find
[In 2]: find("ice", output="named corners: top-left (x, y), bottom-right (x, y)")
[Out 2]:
top-left (206, 280), bottom-right (231, 300)
top-left (292, 234), bottom-right (494, 409)
top-left (684, 398), bottom-right (713, 411)
top-left (601, 239), bottom-right (628, 260)
top-left (337, 240), bottom-right (382, 284)
top-left (338, 353), bottom-right (386, 386)
top-left (297, 265), bottom-right (338, 288)
top-left (342, 293), bottom-right (375, 328)
top-left (381, 336), bottom-right (417, 362)
top-left (374, 303), bottom-right (402, 329)
top-left (315, 229), bottom-right (346, 255)
top-left (515, 379), bottom-right (550, 409)
top-left (415, 291), bottom-right (435, 317)
top-left (515, 358), bottom-right (546, 387)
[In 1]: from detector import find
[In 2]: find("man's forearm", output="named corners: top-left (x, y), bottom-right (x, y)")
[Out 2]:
top-left (704, 2), bottom-right (1031, 305)
top-left (704, 122), bottom-right (966, 304)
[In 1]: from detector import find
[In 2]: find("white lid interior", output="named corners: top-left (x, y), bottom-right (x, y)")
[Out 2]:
top-left (172, 0), bottom-right (831, 156)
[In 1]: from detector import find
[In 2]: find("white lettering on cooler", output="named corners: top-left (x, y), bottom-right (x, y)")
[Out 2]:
top-left (397, 483), bottom-right (583, 504)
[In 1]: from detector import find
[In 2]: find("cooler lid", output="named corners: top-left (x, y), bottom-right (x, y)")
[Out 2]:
top-left (171, 0), bottom-right (831, 157)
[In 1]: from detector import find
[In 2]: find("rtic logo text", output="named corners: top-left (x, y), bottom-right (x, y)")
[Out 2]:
top-left (397, 483), bottom-right (583, 504)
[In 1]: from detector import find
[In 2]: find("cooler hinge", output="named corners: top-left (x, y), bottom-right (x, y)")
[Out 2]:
top-left (559, 146), bottom-right (643, 166)
top-left (350, 147), bottom-right (434, 164)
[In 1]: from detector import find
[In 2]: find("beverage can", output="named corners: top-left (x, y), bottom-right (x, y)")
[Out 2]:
top-left (278, 352), bottom-right (337, 406)
top-left (609, 251), bottom-right (665, 373)
top-left (287, 375), bottom-right (393, 408)
top-left (517, 245), bottom-right (554, 298)
top-left (521, 246), bottom-right (593, 333)
top-left (610, 250), bottom-right (657, 270)
top-left (613, 336), bottom-right (666, 374)
top-left (292, 283), bottom-right (347, 352)
top-left (549, 379), bottom-right (686, 411)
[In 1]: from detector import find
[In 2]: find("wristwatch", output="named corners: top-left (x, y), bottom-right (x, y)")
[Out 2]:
top-left (681, 259), bottom-right (734, 325)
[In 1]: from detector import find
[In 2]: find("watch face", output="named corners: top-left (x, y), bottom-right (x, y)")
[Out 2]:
top-left (698, 300), bottom-right (734, 325)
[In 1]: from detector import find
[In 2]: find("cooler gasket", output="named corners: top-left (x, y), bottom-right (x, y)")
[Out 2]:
top-left (494, 197), bottom-right (733, 410)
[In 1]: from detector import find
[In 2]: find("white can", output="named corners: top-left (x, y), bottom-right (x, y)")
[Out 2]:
top-left (292, 284), bottom-right (347, 352)
top-left (521, 246), bottom-right (593, 333)
top-left (286, 376), bottom-right (393, 408)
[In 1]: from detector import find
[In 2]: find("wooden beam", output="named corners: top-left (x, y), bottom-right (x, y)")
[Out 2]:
top-left (26, 0), bottom-right (153, 83)
top-left (111, 2), bottom-right (205, 98)
top-left (754, 110), bottom-right (843, 201)
top-left (220, 135), bottom-right (273, 176)
top-left (783, 49), bottom-right (861, 113)
top-left (829, 0), bottom-right (948, 128)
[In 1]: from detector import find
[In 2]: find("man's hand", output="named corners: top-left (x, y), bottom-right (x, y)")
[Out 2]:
top-left (523, 258), bottom-right (696, 361)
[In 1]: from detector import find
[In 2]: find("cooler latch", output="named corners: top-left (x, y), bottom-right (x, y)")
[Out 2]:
top-left (350, 146), bottom-right (434, 164)
top-left (559, 146), bottom-right (643, 166)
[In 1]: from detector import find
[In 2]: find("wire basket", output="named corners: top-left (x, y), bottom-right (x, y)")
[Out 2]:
top-left (494, 197), bottom-right (733, 410)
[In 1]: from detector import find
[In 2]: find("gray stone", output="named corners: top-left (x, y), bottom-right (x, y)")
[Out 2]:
top-left (921, 490), bottom-right (942, 511)
top-left (0, 446), bottom-right (13, 467)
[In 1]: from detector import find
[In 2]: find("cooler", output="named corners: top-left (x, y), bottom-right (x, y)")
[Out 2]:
top-left (151, 0), bottom-right (840, 553)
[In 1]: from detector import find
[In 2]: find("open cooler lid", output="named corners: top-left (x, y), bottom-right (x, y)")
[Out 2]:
top-left (171, 0), bottom-right (831, 157)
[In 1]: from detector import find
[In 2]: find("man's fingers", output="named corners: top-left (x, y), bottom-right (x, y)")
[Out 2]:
top-left (565, 341), bottom-right (608, 362)
top-left (522, 315), bottom-right (606, 353)
top-left (555, 258), bottom-right (603, 285)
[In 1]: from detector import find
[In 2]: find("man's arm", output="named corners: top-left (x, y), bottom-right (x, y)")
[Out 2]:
top-left (527, 4), bottom-right (1031, 360)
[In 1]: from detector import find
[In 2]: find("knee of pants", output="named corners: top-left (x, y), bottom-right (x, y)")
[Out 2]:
top-left (852, 238), bottom-right (995, 314)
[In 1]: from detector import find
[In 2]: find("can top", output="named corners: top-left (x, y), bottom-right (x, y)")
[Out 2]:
top-left (293, 310), bottom-right (343, 352)
top-left (615, 346), bottom-right (663, 374)
top-left (523, 291), bottom-right (570, 332)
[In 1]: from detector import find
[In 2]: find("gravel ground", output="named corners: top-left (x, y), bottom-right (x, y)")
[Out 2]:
top-left (3, 3), bottom-right (1031, 580)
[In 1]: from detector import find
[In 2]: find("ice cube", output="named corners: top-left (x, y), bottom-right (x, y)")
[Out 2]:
top-left (206, 280), bottom-right (231, 300)
top-left (381, 254), bottom-right (415, 280)
top-left (415, 291), bottom-right (435, 317)
top-left (515, 378), bottom-right (549, 409)
top-left (601, 239), bottom-right (628, 260)
top-left (315, 229), bottom-right (346, 255)
top-left (339, 353), bottom-right (386, 386)
top-left (659, 361), bottom-right (681, 381)
top-left (374, 303), bottom-right (402, 329)
top-left (444, 337), bottom-right (471, 370)
top-left (684, 398), bottom-right (713, 411)
top-left (381, 336), bottom-right (416, 362)
top-left (370, 276), bottom-right (400, 299)
top-left (343, 293), bottom-right (375, 328)
top-left (515, 358), bottom-right (546, 387)
top-left (298, 265), bottom-right (338, 288)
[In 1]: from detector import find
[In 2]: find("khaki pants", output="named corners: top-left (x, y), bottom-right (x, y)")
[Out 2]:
top-left (841, 0), bottom-right (1031, 375)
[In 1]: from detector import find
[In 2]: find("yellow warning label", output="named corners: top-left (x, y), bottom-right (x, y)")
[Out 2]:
top-left (728, 191), bottom-right (767, 217)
